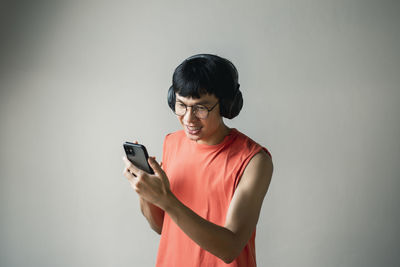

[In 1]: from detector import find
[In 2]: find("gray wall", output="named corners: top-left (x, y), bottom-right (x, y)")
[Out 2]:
top-left (1, 1), bottom-right (399, 266)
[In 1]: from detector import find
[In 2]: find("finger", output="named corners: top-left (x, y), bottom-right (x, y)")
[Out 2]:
top-left (148, 157), bottom-right (164, 177)
top-left (122, 156), bottom-right (141, 174)
top-left (122, 155), bottom-right (129, 165)
top-left (123, 167), bottom-right (137, 181)
top-left (122, 156), bottom-right (132, 169)
top-left (133, 184), bottom-right (140, 194)
top-left (126, 167), bottom-right (137, 178)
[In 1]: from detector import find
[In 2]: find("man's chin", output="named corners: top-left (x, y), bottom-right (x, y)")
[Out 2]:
top-left (184, 131), bottom-right (202, 141)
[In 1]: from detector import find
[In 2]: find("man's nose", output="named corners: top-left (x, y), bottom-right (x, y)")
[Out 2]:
top-left (183, 107), bottom-right (198, 122)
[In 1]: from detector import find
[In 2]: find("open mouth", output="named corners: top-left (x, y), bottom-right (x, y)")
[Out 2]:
top-left (186, 125), bottom-right (202, 135)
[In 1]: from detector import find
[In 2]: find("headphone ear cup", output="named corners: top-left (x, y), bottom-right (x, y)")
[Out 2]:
top-left (220, 86), bottom-right (243, 119)
top-left (167, 86), bottom-right (175, 111)
top-left (229, 88), bottom-right (243, 119)
top-left (219, 98), bottom-right (229, 118)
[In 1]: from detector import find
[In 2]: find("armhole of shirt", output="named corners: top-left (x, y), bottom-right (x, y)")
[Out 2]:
top-left (233, 146), bottom-right (272, 190)
top-left (233, 146), bottom-right (263, 190)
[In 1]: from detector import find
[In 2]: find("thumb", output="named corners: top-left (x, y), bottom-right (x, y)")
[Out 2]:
top-left (148, 157), bottom-right (164, 178)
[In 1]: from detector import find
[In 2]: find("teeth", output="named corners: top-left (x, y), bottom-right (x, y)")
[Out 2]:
top-left (187, 126), bottom-right (201, 131)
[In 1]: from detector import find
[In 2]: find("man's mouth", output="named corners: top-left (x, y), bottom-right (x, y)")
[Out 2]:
top-left (186, 125), bottom-right (202, 134)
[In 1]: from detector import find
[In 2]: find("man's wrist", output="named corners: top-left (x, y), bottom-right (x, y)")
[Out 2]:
top-left (159, 190), bottom-right (178, 213)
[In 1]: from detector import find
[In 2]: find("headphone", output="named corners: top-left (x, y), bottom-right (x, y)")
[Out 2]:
top-left (167, 54), bottom-right (243, 119)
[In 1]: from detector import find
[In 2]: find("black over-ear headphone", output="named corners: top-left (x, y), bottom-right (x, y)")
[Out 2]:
top-left (167, 54), bottom-right (243, 119)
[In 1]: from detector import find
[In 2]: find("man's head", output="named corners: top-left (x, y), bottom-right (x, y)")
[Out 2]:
top-left (167, 54), bottom-right (243, 144)
top-left (168, 54), bottom-right (243, 120)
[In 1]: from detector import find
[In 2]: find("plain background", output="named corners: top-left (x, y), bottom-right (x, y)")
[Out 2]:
top-left (1, 0), bottom-right (399, 266)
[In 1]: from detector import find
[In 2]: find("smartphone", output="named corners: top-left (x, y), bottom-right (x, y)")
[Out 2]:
top-left (123, 142), bottom-right (154, 174)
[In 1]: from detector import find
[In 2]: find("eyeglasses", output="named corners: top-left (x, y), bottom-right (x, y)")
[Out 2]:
top-left (174, 101), bottom-right (219, 119)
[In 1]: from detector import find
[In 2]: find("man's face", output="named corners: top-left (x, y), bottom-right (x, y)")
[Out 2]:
top-left (175, 93), bottom-right (224, 145)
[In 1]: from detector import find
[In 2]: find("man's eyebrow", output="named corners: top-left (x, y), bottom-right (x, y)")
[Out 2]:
top-left (176, 98), bottom-right (212, 105)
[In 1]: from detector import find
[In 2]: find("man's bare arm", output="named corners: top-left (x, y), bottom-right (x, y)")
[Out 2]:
top-left (139, 198), bottom-right (164, 234)
top-left (122, 156), bottom-right (164, 234)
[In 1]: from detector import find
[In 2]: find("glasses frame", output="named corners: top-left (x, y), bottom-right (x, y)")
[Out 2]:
top-left (174, 100), bottom-right (219, 119)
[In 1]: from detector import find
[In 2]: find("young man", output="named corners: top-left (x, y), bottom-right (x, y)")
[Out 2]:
top-left (122, 54), bottom-right (273, 266)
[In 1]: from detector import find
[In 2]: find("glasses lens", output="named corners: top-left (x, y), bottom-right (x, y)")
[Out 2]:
top-left (194, 106), bottom-right (208, 119)
top-left (175, 102), bottom-right (186, 116)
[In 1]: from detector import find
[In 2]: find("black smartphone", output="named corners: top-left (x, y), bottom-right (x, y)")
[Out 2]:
top-left (123, 142), bottom-right (154, 174)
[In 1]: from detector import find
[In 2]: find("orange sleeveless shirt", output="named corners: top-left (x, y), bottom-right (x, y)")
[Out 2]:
top-left (156, 128), bottom-right (271, 267)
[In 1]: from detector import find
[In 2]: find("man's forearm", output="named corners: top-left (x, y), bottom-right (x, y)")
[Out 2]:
top-left (161, 193), bottom-right (242, 264)
top-left (140, 198), bottom-right (164, 234)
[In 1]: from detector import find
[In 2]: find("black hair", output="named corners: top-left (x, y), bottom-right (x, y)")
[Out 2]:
top-left (172, 54), bottom-right (239, 100)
